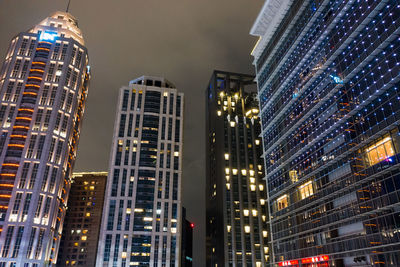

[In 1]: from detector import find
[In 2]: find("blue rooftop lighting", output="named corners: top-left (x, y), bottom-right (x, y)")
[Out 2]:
top-left (39, 32), bottom-right (58, 42)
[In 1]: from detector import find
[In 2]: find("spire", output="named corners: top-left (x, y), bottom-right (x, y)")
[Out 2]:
top-left (66, 0), bottom-right (71, 12)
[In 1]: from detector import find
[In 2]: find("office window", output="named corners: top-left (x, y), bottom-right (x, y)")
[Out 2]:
top-left (276, 195), bottom-right (288, 211)
top-left (365, 136), bottom-right (395, 166)
top-left (298, 181), bottom-right (314, 200)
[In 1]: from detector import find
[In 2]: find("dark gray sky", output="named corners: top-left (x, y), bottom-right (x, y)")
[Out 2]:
top-left (0, 1), bottom-right (263, 265)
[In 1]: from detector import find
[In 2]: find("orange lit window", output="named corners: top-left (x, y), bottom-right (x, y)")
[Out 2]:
top-left (365, 136), bottom-right (395, 166)
top-left (299, 181), bottom-right (314, 200)
top-left (277, 195), bottom-right (288, 211)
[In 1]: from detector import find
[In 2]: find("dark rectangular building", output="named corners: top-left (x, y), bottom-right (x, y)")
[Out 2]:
top-left (57, 172), bottom-right (107, 266)
top-left (181, 207), bottom-right (193, 267)
top-left (206, 70), bottom-right (270, 266)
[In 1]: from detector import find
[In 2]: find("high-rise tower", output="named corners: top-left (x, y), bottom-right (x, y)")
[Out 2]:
top-left (0, 11), bottom-right (90, 266)
top-left (97, 76), bottom-right (184, 267)
top-left (251, 1), bottom-right (400, 266)
top-left (205, 70), bottom-right (270, 266)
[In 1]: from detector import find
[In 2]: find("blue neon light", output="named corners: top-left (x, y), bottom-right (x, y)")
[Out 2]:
top-left (330, 74), bottom-right (343, 84)
top-left (39, 32), bottom-right (58, 42)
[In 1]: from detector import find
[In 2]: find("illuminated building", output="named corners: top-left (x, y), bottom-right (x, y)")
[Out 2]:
top-left (206, 70), bottom-right (270, 266)
top-left (180, 207), bottom-right (193, 267)
top-left (0, 11), bottom-right (90, 266)
top-left (96, 76), bottom-right (184, 266)
top-left (57, 172), bottom-right (107, 267)
top-left (251, 0), bottom-right (400, 266)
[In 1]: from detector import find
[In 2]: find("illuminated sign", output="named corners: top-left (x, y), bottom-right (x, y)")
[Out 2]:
top-left (330, 74), bottom-right (343, 84)
top-left (278, 260), bottom-right (299, 266)
top-left (39, 32), bottom-right (58, 41)
top-left (301, 255), bottom-right (329, 264)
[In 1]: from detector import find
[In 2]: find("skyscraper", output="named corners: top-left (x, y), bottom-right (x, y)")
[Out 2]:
top-left (205, 70), bottom-right (270, 266)
top-left (97, 76), bottom-right (184, 267)
top-left (57, 172), bottom-right (107, 267)
top-left (251, 1), bottom-right (400, 266)
top-left (0, 11), bottom-right (90, 266)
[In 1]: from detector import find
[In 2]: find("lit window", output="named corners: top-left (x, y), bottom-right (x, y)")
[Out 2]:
top-left (217, 110), bottom-right (222, 116)
top-left (252, 210), bottom-right (257, 216)
top-left (226, 183), bottom-right (230, 190)
top-left (224, 153), bottom-right (229, 160)
top-left (263, 231), bottom-right (268, 237)
top-left (241, 169), bottom-right (247, 175)
top-left (126, 208), bottom-right (131, 214)
top-left (81, 236), bottom-right (87, 241)
top-left (259, 184), bottom-right (264, 191)
top-left (232, 169), bottom-right (238, 175)
top-left (277, 195), bottom-right (288, 210)
top-left (230, 121), bottom-right (235, 127)
top-left (250, 185), bottom-right (256, 191)
top-left (225, 168), bottom-right (230, 175)
top-left (227, 225), bottom-right (231, 232)
top-left (365, 136), bottom-right (395, 166)
top-left (174, 151), bottom-right (179, 157)
top-left (225, 175), bottom-right (230, 181)
top-left (85, 212), bottom-right (90, 217)
top-left (250, 177), bottom-right (255, 183)
top-left (243, 209), bottom-right (249, 216)
top-left (289, 170), bottom-right (298, 182)
top-left (244, 226), bottom-right (250, 233)
top-left (249, 170), bottom-right (255, 176)
top-left (298, 181), bottom-right (314, 200)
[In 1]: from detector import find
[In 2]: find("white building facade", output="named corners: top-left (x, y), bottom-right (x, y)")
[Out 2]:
top-left (97, 76), bottom-right (184, 267)
top-left (0, 12), bottom-right (90, 266)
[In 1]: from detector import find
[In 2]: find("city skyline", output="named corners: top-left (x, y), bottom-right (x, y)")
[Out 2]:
top-left (0, 2), bottom-right (263, 265)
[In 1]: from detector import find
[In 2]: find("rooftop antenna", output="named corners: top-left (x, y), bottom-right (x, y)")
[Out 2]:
top-left (66, 0), bottom-right (71, 12)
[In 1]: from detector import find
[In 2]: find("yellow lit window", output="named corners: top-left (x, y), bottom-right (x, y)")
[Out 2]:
top-left (81, 236), bottom-right (87, 241)
top-left (217, 110), bottom-right (222, 116)
top-left (263, 231), bottom-right (268, 237)
top-left (250, 177), bottom-right (255, 184)
top-left (225, 168), bottom-right (230, 175)
top-left (241, 169), bottom-right (247, 175)
top-left (224, 153), bottom-right (229, 160)
top-left (252, 209), bottom-right (257, 216)
top-left (250, 185), bottom-right (256, 191)
top-left (249, 170), bottom-right (255, 176)
top-left (277, 194), bottom-right (288, 210)
top-left (163, 92), bottom-right (168, 96)
top-left (89, 186), bottom-right (94, 190)
top-left (243, 209), bottom-right (249, 216)
top-left (259, 184), bottom-right (264, 191)
top-left (85, 213), bottom-right (90, 217)
top-left (126, 208), bottom-right (131, 214)
top-left (226, 183), bottom-right (230, 190)
top-left (298, 181), bottom-right (314, 200)
top-left (230, 121), bottom-right (235, 127)
top-left (174, 151), bottom-right (179, 157)
top-left (232, 169), bottom-right (238, 175)
top-left (244, 225), bottom-right (250, 233)
top-left (227, 225), bottom-right (231, 232)
top-left (365, 136), bottom-right (395, 166)
top-left (289, 170), bottom-right (298, 182)
top-left (225, 175), bottom-right (230, 181)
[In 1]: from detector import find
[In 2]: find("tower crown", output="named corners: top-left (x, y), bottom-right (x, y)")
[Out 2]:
top-left (29, 11), bottom-right (84, 45)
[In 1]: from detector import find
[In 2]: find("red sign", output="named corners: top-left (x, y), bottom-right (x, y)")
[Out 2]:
top-left (278, 260), bottom-right (299, 266)
top-left (301, 255), bottom-right (329, 264)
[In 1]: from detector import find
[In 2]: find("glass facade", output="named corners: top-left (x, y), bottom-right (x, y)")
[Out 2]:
top-left (97, 76), bottom-right (184, 267)
top-left (251, 0), bottom-right (400, 266)
top-left (206, 71), bottom-right (270, 266)
top-left (0, 12), bottom-right (89, 266)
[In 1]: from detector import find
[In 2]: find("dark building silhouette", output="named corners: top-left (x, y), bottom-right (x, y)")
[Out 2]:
top-left (206, 70), bottom-right (270, 266)
top-left (181, 207), bottom-right (193, 267)
top-left (57, 172), bottom-right (107, 267)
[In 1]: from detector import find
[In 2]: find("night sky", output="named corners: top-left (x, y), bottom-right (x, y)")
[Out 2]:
top-left (0, 1), bottom-right (263, 265)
